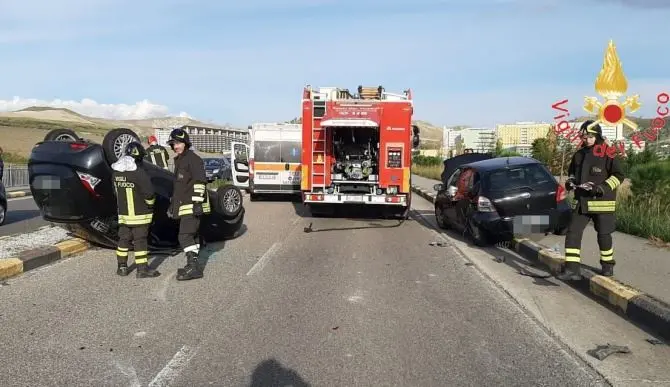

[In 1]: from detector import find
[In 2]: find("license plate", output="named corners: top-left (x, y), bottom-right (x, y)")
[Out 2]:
top-left (345, 195), bottom-right (363, 202)
top-left (513, 215), bottom-right (550, 234)
top-left (32, 175), bottom-right (61, 189)
top-left (257, 173), bottom-right (277, 180)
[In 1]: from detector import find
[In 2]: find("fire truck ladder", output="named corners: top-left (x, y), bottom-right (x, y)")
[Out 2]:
top-left (311, 116), bottom-right (326, 190)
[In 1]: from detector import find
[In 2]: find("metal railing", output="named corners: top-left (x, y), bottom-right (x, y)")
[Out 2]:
top-left (2, 163), bottom-right (29, 188)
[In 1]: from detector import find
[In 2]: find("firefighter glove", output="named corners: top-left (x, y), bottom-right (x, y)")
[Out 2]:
top-left (593, 185), bottom-right (605, 197)
top-left (565, 178), bottom-right (576, 191)
top-left (193, 202), bottom-right (204, 216)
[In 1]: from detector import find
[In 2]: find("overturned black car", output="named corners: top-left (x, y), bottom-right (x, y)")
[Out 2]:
top-left (28, 128), bottom-right (245, 252)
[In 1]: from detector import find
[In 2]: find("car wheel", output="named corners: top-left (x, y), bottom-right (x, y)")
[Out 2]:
top-left (215, 185), bottom-right (243, 218)
top-left (102, 128), bottom-right (141, 164)
top-left (435, 205), bottom-right (449, 229)
top-left (467, 218), bottom-right (490, 247)
top-left (0, 203), bottom-right (6, 226)
top-left (44, 128), bottom-right (80, 142)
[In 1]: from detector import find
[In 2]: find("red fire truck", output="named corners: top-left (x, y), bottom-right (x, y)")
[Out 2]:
top-left (300, 85), bottom-right (420, 218)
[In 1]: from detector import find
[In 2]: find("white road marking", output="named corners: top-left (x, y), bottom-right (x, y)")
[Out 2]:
top-left (291, 217), bottom-right (301, 225)
top-left (148, 345), bottom-right (197, 387)
top-left (155, 273), bottom-right (173, 301)
top-left (246, 242), bottom-right (281, 276)
top-left (112, 359), bottom-right (141, 387)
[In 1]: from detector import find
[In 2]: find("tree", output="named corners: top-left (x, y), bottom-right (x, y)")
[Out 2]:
top-left (493, 139), bottom-right (504, 156)
top-left (454, 137), bottom-right (464, 155)
top-left (531, 138), bottom-right (554, 165)
top-left (498, 149), bottom-right (522, 157)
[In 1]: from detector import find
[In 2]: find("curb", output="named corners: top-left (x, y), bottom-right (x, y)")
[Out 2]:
top-left (410, 184), bottom-right (670, 340)
top-left (6, 190), bottom-right (31, 199)
top-left (0, 238), bottom-right (91, 281)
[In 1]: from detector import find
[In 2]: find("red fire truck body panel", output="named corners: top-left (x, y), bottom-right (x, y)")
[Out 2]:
top-left (300, 85), bottom-right (418, 212)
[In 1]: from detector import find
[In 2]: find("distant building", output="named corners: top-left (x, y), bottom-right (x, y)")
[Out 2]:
top-left (457, 127), bottom-right (496, 153)
top-left (154, 125), bottom-right (249, 154)
top-left (496, 122), bottom-right (552, 148)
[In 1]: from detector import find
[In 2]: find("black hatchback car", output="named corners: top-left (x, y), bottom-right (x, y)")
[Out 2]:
top-left (433, 156), bottom-right (571, 246)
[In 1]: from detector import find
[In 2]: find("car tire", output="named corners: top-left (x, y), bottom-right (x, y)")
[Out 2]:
top-left (214, 185), bottom-right (243, 218)
top-left (102, 128), bottom-right (141, 164)
top-left (0, 202), bottom-right (6, 226)
top-left (435, 205), bottom-right (449, 229)
top-left (44, 128), bottom-right (80, 142)
top-left (467, 218), bottom-right (490, 247)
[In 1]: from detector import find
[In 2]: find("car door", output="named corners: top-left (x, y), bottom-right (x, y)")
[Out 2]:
top-left (442, 168), bottom-right (463, 224)
top-left (454, 169), bottom-right (478, 227)
top-left (230, 142), bottom-right (250, 189)
top-left (279, 127), bottom-right (302, 193)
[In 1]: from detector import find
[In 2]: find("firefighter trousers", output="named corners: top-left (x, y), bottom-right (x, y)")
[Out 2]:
top-left (178, 215), bottom-right (201, 255)
top-left (564, 209), bottom-right (616, 265)
top-left (116, 225), bottom-right (150, 265)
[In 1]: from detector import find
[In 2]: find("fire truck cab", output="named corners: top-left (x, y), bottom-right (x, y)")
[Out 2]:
top-left (300, 85), bottom-right (420, 218)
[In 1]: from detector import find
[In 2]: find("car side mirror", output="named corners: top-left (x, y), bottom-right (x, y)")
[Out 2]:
top-left (412, 134), bottom-right (420, 149)
top-left (433, 183), bottom-right (443, 191)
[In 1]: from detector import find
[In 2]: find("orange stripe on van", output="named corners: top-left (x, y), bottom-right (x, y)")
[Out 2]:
top-left (253, 162), bottom-right (301, 172)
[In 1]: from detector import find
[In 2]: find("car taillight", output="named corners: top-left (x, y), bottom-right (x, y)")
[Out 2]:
top-left (476, 196), bottom-right (496, 212)
top-left (76, 171), bottom-right (101, 198)
top-left (249, 159), bottom-right (255, 175)
top-left (70, 142), bottom-right (89, 151)
top-left (556, 185), bottom-right (566, 202)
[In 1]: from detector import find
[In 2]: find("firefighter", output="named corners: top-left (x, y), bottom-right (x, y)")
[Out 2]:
top-left (167, 128), bottom-right (211, 281)
top-left (111, 142), bottom-right (160, 278)
top-left (145, 135), bottom-right (171, 170)
top-left (558, 120), bottom-right (625, 281)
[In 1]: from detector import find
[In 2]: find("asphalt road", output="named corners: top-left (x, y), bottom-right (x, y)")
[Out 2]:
top-left (2, 196), bottom-right (669, 386)
top-left (1, 195), bottom-right (49, 236)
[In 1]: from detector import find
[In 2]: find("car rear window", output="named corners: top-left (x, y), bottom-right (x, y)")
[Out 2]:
top-left (485, 164), bottom-right (554, 190)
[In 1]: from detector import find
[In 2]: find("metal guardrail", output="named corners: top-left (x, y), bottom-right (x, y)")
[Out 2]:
top-left (2, 164), bottom-right (29, 188)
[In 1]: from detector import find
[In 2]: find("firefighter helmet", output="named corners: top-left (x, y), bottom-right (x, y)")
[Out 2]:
top-left (125, 141), bottom-right (146, 161)
top-left (148, 135), bottom-right (158, 145)
top-left (167, 128), bottom-right (191, 147)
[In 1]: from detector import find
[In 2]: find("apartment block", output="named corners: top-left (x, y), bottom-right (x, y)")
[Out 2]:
top-left (496, 122), bottom-right (552, 148)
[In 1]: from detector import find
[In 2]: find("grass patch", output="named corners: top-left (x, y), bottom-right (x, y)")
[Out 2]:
top-left (2, 152), bottom-right (29, 164)
top-left (412, 164), bottom-right (442, 180)
top-left (0, 117), bottom-right (112, 132)
top-left (207, 179), bottom-right (233, 190)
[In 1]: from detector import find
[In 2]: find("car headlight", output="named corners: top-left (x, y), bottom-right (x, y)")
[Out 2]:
top-left (213, 169), bottom-right (220, 174)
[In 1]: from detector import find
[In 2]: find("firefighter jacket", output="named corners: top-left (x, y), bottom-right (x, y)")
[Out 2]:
top-left (568, 146), bottom-right (625, 214)
top-left (111, 156), bottom-right (156, 226)
top-left (171, 149), bottom-right (211, 218)
top-left (146, 145), bottom-right (170, 170)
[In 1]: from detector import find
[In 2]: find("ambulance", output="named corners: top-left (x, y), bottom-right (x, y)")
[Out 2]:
top-left (230, 122), bottom-right (302, 199)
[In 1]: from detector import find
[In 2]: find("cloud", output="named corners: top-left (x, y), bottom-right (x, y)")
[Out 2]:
top-left (0, 97), bottom-right (192, 120)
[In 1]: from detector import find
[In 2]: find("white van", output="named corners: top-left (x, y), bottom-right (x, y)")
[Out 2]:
top-left (231, 123), bottom-right (302, 198)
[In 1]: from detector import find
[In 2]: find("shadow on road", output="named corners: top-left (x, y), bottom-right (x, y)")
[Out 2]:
top-left (249, 358), bottom-right (311, 387)
top-left (4, 209), bottom-right (42, 224)
top-left (293, 202), bottom-right (408, 233)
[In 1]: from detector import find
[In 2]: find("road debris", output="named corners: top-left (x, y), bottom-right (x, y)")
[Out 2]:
top-left (429, 241), bottom-right (448, 247)
top-left (587, 344), bottom-right (631, 360)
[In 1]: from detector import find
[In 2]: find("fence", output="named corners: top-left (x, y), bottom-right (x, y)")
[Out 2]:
top-left (2, 164), bottom-right (29, 188)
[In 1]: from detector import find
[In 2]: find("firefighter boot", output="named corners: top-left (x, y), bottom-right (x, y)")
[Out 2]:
top-left (117, 259), bottom-right (130, 276)
top-left (600, 260), bottom-right (615, 277)
top-left (176, 252), bottom-right (203, 281)
top-left (136, 263), bottom-right (161, 278)
top-left (557, 261), bottom-right (582, 281)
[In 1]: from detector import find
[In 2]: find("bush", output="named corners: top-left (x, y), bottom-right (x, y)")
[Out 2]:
top-left (2, 152), bottom-right (28, 164)
top-left (412, 155), bottom-right (442, 166)
top-left (412, 164), bottom-right (442, 180)
top-left (627, 160), bottom-right (670, 206)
